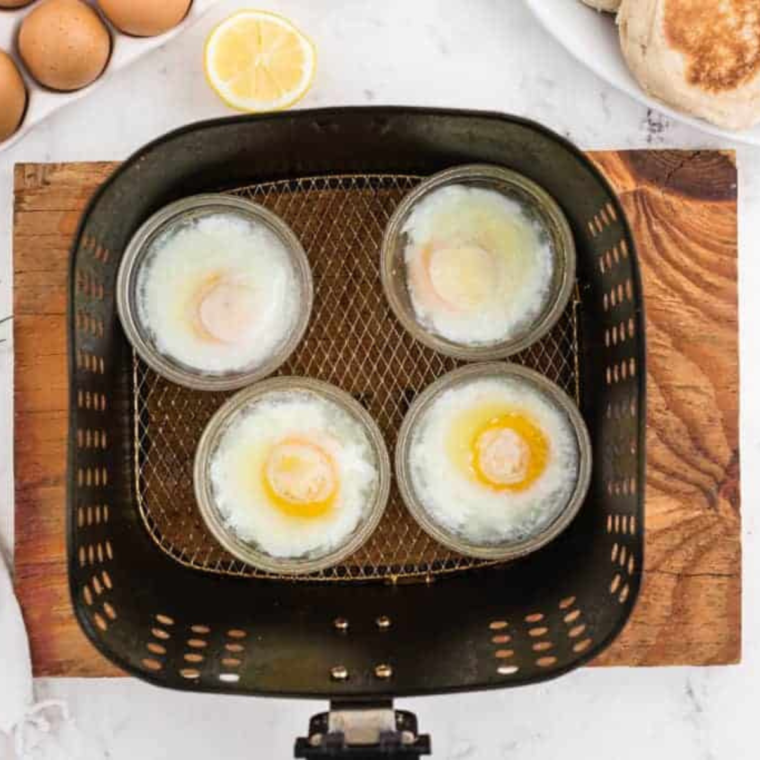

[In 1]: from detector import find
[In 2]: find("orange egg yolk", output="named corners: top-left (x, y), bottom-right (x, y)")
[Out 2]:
top-left (410, 241), bottom-right (496, 313)
top-left (447, 404), bottom-right (549, 493)
top-left (262, 438), bottom-right (338, 518)
top-left (189, 273), bottom-right (259, 344)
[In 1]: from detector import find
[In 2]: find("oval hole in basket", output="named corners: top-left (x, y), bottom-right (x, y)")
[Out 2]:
top-left (494, 650), bottom-right (514, 659)
top-left (184, 653), bottom-right (204, 663)
top-left (155, 614), bottom-right (174, 626)
top-left (528, 627), bottom-right (548, 638)
top-left (619, 584), bottom-right (630, 604)
top-left (101, 570), bottom-right (113, 590)
top-left (103, 602), bottom-right (116, 621)
top-left (151, 628), bottom-right (170, 640)
top-left (628, 555), bottom-right (635, 575)
top-left (573, 638), bottom-right (593, 654)
top-left (559, 596), bottom-right (576, 610)
top-left (568, 624), bottom-right (586, 639)
top-left (532, 641), bottom-right (553, 652)
top-left (491, 634), bottom-right (511, 645)
top-left (489, 621), bottom-right (508, 631)
top-left (82, 585), bottom-right (93, 606)
top-left (611, 543), bottom-right (619, 562)
top-left (564, 610), bottom-right (581, 624)
top-left (219, 673), bottom-right (240, 683)
top-left (146, 643), bottom-right (166, 655)
top-left (619, 546), bottom-right (627, 566)
top-left (225, 643), bottom-right (244, 653)
top-left (524, 613), bottom-right (543, 623)
top-left (191, 625), bottom-right (211, 635)
top-left (610, 574), bottom-right (622, 594)
top-left (227, 629), bottom-right (247, 639)
top-left (142, 658), bottom-right (162, 672)
top-left (187, 639), bottom-right (207, 649)
top-left (93, 613), bottom-right (107, 632)
top-left (497, 665), bottom-right (519, 676)
top-left (180, 669), bottom-right (201, 680)
top-left (536, 656), bottom-right (557, 668)
top-left (222, 658), bottom-right (242, 667)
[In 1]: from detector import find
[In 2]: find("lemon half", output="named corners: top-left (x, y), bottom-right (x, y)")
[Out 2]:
top-left (205, 10), bottom-right (316, 113)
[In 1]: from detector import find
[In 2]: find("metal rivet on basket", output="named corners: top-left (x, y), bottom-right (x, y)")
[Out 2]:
top-left (376, 616), bottom-right (391, 630)
top-left (374, 664), bottom-right (393, 679)
top-left (330, 665), bottom-right (349, 681)
top-left (333, 617), bottom-right (349, 632)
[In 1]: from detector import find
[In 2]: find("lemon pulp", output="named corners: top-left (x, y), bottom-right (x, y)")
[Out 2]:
top-left (205, 10), bottom-right (316, 113)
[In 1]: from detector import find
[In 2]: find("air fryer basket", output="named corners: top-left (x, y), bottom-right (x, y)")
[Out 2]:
top-left (68, 108), bottom-right (645, 700)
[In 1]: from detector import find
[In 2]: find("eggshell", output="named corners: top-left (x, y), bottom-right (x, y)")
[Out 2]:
top-left (98, 0), bottom-right (191, 37)
top-left (0, 50), bottom-right (27, 142)
top-left (19, 0), bottom-right (111, 92)
top-left (0, 1), bottom-right (36, 8)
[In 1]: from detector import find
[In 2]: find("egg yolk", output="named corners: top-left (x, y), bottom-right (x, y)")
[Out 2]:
top-left (447, 404), bottom-right (549, 493)
top-left (262, 438), bottom-right (338, 518)
top-left (411, 241), bottom-right (497, 313)
top-left (189, 273), bottom-right (259, 344)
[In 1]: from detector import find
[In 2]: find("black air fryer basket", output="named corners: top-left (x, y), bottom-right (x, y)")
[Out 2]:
top-left (68, 108), bottom-right (645, 757)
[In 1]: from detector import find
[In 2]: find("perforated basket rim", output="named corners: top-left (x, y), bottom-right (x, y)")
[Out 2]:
top-left (66, 107), bottom-right (646, 696)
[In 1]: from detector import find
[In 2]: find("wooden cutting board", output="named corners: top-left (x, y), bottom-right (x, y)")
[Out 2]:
top-left (13, 152), bottom-right (740, 676)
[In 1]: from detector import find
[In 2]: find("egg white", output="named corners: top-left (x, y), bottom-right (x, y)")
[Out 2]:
top-left (408, 378), bottom-right (579, 545)
top-left (137, 212), bottom-right (298, 373)
top-left (209, 392), bottom-right (379, 559)
top-left (403, 185), bottom-right (554, 345)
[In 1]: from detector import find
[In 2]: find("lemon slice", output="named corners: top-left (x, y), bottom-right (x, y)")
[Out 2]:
top-left (205, 10), bottom-right (316, 113)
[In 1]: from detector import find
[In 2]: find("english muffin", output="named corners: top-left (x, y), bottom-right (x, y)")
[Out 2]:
top-left (618, 0), bottom-right (760, 130)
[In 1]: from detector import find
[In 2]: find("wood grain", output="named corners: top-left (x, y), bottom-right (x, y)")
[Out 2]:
top-left (13, 153), bottom-right (740, 676)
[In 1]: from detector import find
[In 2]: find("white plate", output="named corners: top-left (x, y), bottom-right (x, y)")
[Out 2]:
top-left (523, 0), bottom-right (760, 146)
top-left (0, 0), bottom-right (221, 153)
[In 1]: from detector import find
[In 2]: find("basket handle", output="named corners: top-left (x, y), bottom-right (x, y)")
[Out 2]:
top-left (294, 701), bottom-right (431, 759)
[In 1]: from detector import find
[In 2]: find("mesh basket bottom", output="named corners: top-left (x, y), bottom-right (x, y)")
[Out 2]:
top-left (133, 174), bottom-right (580, 583)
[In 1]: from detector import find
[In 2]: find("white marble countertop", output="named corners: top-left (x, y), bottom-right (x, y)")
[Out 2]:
top-left (1, 1), bottom-right (758, 758)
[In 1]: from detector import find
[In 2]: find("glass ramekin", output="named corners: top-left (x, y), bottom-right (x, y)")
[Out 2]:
top-left (395, 362), bottom-right (592, 561)
top-left (380, 164), bottom-right (576, 361)
top-left (116, 194), bottom-right (313, 391)
top-left (193, 377), bottom-right (391, 575)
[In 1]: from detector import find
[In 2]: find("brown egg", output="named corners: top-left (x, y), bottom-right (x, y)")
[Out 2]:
top-left (98, 0), bottom-right (191, 37)
top-left (19, 0), bottom-right (111, 92)
top-left (0, 51), bottom-right (27, 143)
